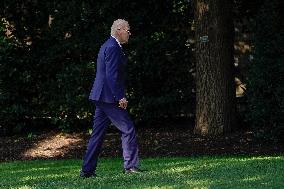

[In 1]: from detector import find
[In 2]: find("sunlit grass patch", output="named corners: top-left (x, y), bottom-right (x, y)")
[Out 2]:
top-left (0, 156), bottom-right (283, 189)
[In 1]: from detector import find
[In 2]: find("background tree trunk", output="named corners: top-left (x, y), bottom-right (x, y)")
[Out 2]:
top-left (194, 0), bottom-right (235, 136)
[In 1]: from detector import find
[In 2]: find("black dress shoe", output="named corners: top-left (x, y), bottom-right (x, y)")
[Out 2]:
top-left (124, 167), bottom-right (144, 174)
top-left (80, 170), bottom-right (96, 178)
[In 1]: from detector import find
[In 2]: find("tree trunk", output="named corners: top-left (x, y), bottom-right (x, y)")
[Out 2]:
top-left (194, 0), bottom-right (235, 136)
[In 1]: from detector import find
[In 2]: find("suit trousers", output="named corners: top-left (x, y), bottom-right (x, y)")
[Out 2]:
top-left (81, 101), bottom-right (139, 174)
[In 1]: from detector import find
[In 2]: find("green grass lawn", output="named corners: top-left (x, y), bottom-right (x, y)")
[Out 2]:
top-left (0, 156), bottom-right (283, 189)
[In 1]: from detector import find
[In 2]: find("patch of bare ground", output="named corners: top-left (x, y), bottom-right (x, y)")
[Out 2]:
top-left (0, 127), bottom-right (283, 162)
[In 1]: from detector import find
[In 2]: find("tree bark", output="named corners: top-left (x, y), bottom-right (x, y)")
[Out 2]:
top-left (194, 0), bottom-right (235, 136)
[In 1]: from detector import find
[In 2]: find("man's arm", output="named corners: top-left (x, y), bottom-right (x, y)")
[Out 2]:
top-left (105, 46), bottom-right (126, 103)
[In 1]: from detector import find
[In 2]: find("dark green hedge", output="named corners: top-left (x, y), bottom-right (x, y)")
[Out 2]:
top-left (246, 0), bottom-right (284, 142)
top-left (0, 0), bottom-right (194, 135)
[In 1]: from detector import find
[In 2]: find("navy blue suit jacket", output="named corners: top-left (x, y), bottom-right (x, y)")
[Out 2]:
top-left (89, 37), bottom-right (127, 103)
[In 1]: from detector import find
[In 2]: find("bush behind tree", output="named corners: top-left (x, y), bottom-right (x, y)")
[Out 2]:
top-left (246, 0), bottom-right (284, 142)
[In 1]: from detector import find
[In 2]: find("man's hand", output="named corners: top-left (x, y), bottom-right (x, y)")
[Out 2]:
top-left (119, 98), bottom-right (128, 109)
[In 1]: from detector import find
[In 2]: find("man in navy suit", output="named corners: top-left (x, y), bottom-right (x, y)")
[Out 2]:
top-left (80, 19), bottom-right (141, 178)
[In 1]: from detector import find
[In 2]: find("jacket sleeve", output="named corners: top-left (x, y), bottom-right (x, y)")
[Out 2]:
top-left (105, 46), bottom-right (125, 101)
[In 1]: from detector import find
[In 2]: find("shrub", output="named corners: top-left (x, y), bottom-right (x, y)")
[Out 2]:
top-left (246, 0), bottom-right (284, 142)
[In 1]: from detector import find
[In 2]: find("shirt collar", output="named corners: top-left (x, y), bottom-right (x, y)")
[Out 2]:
top-left (111, 35), bottom-right (122, 48)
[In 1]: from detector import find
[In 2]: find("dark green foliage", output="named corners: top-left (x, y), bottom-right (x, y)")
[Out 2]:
top-left (0, 0), bottom-right (194, 134)
top-left (0, 22), bottom-right (22, 135)
top-left (246, 0), bottom-right (284, 141)
top-left (1, 0), bottom-right (282, 140)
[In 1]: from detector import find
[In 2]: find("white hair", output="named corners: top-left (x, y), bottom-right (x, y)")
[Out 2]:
top-left (110, 19), bottom-right (129, 36)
